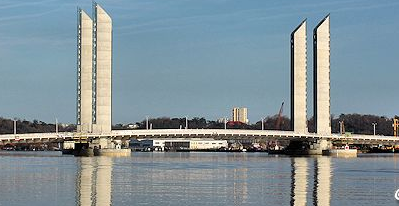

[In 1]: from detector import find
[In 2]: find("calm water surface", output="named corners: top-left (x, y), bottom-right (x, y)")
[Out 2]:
top-left (0, 152), bottom-right (399, 206)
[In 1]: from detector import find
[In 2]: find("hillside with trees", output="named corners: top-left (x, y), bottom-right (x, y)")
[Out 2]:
top-left (115, 113), bottom-right (397, 136)
top-left (0, 118), bottom-right (76, 134)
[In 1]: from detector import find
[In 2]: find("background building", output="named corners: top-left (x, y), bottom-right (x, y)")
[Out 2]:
top-left (130, 139), bottom-right (228, 151)
top-left (232, 107), bottom-right (248, 124)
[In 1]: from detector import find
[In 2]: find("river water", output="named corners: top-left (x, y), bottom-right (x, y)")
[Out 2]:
top-left (0, 152), bottom-right (398, 206)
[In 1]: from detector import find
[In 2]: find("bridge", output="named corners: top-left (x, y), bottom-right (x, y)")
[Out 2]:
top-left (2, 12), bottom-right (398, 154)
top-left (0, 129), bottom-right (398, 146)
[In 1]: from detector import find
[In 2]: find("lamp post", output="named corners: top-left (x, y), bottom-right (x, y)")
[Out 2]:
top-left (224, 117), bottom-right (227, 130)
top-left (372, 122), bottom-right (377, 136)
top-left (261, 118), bottom-right (264, 131)
top-left (13, 118), bottom-right (17, 135)
top-left (146, 116), bottom-right (149, 130)
top-left (185, 116), bottom-right (188, 129)
top-left (55, 118), bottom-right (58, 134)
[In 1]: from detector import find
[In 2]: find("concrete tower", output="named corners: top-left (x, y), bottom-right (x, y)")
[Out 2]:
top-left (77, 9), bottom-right (93, 133)
top-left (313, 15), bottom-right (331, 135)
top-left (290, 20), bottom-right (308, 134)
top-left (92, 3), bottom-right (112, 133)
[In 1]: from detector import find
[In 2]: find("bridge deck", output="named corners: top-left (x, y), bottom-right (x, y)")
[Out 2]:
top-left (0, 129), bottom-right (397, 145)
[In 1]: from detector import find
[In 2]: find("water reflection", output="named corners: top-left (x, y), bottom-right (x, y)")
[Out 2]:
top-left (76, 157), bottom-right (113, 206)
top-left (74, 154), bottom-right (333, 206)
top-left (290, 157), bottom-right (332, 206)
top-left (233, 168), bottom-right (248, 205)
top-left (291, 158), bottom-right (309, 206)
top-left (3, 152), bottom-right (399, 205)
top-left (313, 157), bottom-right (332, 206)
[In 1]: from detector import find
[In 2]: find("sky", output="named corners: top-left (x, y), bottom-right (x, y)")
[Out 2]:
top-left (0, 0), bottom-right (398, 124)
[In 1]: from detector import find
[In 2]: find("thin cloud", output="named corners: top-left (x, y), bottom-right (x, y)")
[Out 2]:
top-left (0, 35), bottom-right (74, 47)
top-left (328, 1), bottom-right (399, 13)
top-left (0, 0), bottom-right (58, 10)
top-left (116, 24), bottom-right (187, 36)
top-left (0, 7), bottom-right (61, 25)
top-left (114, 6), bottom-right (283, 34)
top-left (112, 0), bottom-right (367, 35)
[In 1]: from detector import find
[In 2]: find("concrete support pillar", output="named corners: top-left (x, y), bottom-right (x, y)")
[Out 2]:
top-left (77, 9), bottom-right (93, 133)
top-left (313, 15), bottom-right (331, 135)
top-left (291, 20), bottom-right (308, 134)
top-left (286, 139), bottom-right (331, 155)
top-left (92, 3), bottom-right (113, 134)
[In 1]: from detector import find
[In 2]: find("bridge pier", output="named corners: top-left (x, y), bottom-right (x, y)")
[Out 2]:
top-left (62, 137), bottom-right (131, 157)
top-left (285, 139), bottom-right (331, 155)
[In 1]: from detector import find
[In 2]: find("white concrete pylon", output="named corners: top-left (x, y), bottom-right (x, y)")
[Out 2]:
top-left (313, 14), bottom-right (331, 135)
top-left (290, 20), bottom-right (308, 134)
top-left (92, 3), bottom-right (112, 133)
top-left (77, 8), bottom-right (93, 133)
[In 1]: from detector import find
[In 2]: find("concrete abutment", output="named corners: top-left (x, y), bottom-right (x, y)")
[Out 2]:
top-left (62, 138), bottom-right (131, 157)
top-left (285, 139), bottom-right (332, 155)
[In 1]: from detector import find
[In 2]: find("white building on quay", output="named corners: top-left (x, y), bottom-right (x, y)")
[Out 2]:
top-left (130, 139), bottom-right (228, 151)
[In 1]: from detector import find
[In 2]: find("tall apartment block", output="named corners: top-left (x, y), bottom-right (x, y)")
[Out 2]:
top-left (77, 3), bottom-right (112, 133)
top-left (290, 20), bottom-right (308, 134)
top-left (232, 107), bottom-right (248, 124)
top-left (313, 15), bottom-right (331, 135)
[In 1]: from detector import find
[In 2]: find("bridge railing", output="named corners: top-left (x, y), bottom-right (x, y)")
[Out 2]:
top-left (0, 129), bottom-right (397, 143)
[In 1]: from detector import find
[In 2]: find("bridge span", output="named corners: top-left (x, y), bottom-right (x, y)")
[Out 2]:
top-left (0, 129), bottom-right (398, 145)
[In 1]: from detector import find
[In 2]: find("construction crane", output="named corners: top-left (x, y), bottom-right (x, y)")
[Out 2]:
top-left (275, 102), bottom-right (284, 130)
top-left (268, 102), bottom-right (284, 151)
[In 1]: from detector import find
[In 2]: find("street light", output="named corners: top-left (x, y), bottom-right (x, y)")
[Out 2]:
top-left (224, 117), bottom-right (227, 130)
top-left (185, 116), bottom-right (188, 129)
top-left (55, 118), bottom-right (59, 134)
top-left (146, 116), bottom-right (149, 130)
top-left (372, 122), bottom-right (377, 136)
top-left (13, 118), bottom-right (17, 135)
top-left (261, 118), bottom-right (264, 131)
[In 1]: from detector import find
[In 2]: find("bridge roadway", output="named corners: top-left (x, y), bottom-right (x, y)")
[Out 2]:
top-left (0, 129), bottom-right (398, 145)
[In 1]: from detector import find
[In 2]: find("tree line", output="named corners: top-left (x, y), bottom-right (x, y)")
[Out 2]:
top-left (115, 113), bottom-right (397, 136)
top-left (0, 118), bottom-right (76, 134)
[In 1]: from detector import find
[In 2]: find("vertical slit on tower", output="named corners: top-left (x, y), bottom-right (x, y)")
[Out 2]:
top-left (77, 8), bottom-right (82, 125)
top-left (92, 2), bottom-right (97, 124)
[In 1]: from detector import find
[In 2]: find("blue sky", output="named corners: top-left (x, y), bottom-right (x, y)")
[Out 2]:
top-left (0, 0), bottom-right (398, 124)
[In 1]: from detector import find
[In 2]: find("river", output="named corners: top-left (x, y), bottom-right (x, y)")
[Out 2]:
top-left (0, 152), bottom-right (398, 205)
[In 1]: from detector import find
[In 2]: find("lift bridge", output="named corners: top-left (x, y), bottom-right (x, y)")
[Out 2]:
top-left (0, 129), bottom-right (398, 146)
